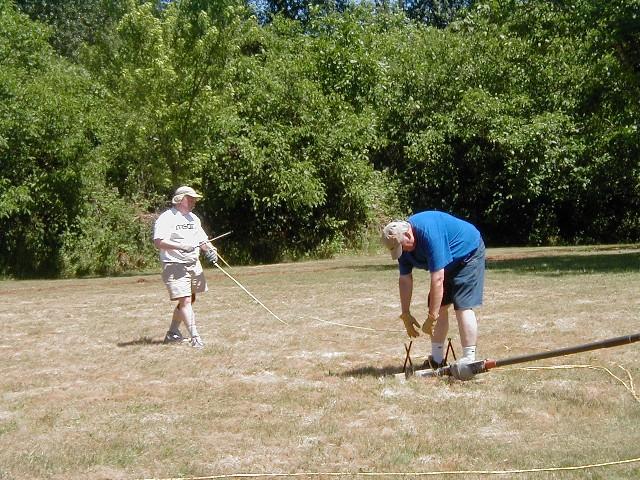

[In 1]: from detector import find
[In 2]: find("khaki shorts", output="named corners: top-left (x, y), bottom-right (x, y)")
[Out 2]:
top-left (161, 261), bottom-right (208, 300)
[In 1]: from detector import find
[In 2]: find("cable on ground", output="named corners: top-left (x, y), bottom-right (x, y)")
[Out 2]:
top-left (140, 365), bottom-right (639, 480)
top-left (501, 363), bottom-right (639, 404)
top-left (309, 316), bottom-right (404, 333)
top-left (140, 455), bottom-right (640, 479)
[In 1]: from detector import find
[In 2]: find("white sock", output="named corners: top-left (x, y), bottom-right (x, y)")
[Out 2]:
top-left (186, 311), bottom-right (199, 338)
top-left (431, 342), bottom-right (444, 363)
top-left (462, 346), bottom-right (476, 361)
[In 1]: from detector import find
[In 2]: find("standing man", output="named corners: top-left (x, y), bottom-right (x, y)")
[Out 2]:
top-left (153, 186), bottom-right (218, 348)
top-left (381, 211), bottom-right (485, 368)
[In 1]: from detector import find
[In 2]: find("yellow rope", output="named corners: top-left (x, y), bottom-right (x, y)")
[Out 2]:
top-left (309, 316), bottom-right (404, 333)
top-left (215, 252), bottom-right (233, 270)
top-left (140, 456), bottom-right (640, 479)
top-left (140, 365), bottom-right (639, 480)
top-left (501, 363), bottom-right (639, 404)
top-left (308, 316), bottom-right (638, 403)
top-left (306, 314), bottom-right (640, 405)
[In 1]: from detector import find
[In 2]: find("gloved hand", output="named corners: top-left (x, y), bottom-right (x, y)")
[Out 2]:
top-left (399, 312), bottom-right (420, 338)
top-left (179, 244), bottom-right (195, 253)
top-left (422, 312), bottom-right (438, 336)
top-left (204, 247), bottom-right (218, 264)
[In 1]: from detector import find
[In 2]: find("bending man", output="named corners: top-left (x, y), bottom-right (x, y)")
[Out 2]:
top-left (382, 211), bottom-right (485, 368)
top-left (153, 186), bottom-right (218, 348)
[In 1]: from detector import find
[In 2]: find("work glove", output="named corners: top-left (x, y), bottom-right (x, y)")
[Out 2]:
top-left (399, 312), bottom-right (420, 338)
top-left (422, 313), bottom-right (438, 337)
top-left (204, 247), bottom-right (218, 265)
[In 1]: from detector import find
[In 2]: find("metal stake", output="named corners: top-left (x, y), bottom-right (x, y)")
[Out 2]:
top-left (207, 231), bottom-right (233, 243)
top-left (445, 337), bottom-right (457, 362)
top-left (402, 341), bottom-right (414, 376)
top-left (397, 332), bottom-right (640, 381)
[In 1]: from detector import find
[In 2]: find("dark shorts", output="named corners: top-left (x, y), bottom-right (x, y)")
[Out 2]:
top-left (442, 239), bottom-right (485, 310)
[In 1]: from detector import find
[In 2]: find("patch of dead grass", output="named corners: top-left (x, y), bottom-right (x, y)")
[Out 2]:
top-left (0, 247), bottom-right (639, 479)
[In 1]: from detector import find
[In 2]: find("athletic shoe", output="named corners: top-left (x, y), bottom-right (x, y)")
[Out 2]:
top-left (163, 330), bottom-right (184, 345)
top-left (423, 355), bottom-right (446, 370)
top-left (190, 336), bottom-right (204, 349)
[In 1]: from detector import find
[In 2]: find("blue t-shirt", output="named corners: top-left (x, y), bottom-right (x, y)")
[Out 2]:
top-left (398, 211), bottom-right (481, 275)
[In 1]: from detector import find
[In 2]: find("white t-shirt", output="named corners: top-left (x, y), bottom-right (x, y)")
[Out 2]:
top-left (153, 207), bottom-right (208, 264)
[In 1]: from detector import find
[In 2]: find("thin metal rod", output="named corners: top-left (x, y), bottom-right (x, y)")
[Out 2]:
top-left (207, 231), bottom-right (232, 243)
top-left (402, 341), bottom-right (413, 375)
top-left (493, 333), bottom-right (640, 368)
top-left (399, 332), bottom-right (640, 380)
top-left (213, 263), bottom-right (288, 325)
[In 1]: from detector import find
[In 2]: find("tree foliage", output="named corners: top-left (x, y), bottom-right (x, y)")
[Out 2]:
top-left (404, 0), bottom-right (474, 26)
top-left (0, 1), bottom-right (89, 276)
top-left (2, 0), bottom-right (639, 277)
top-left (0, 0), bottom-right (157, 277)
top-left (13, 0), bottom-right (133, 59)
top-left (372, 0), bottom-right (640, 244)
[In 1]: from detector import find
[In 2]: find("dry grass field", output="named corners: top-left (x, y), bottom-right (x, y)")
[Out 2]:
top-left (1, 245), bottom-right (639, 480)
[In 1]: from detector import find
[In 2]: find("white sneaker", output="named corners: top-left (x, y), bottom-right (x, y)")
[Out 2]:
top-left (190, 336), bottom-right (204, 349)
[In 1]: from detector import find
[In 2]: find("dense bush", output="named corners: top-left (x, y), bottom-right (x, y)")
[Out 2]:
top-left (0, 1), bottom-right (158, 277)
top-left (199, 11), bottom-right (401, 262)
top-left (1, 0), bottom-right (638, 277)
top-left (372, 0), bottom-right (640, 245)
top-left (0, 3), bottom-right (89, 276)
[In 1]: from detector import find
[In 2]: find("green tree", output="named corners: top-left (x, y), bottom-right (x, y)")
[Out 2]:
top-left (0, 2), bottom-right (95, 275)
top-left (0, 1), bottom-right (156, 277)
top-left (404, 0), bottom-right (474, 27)
top-left (81, 0), bottom-right (245, 197)
top-left (372, 0), bottom-right (640, 245)
top-left (14, 0), bottom-right (133, 60)
top-left (200, 10), bottom-right (398, 261)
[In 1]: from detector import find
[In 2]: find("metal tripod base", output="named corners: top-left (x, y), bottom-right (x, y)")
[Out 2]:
top-left (395, 332), bottom-right (640, 381)
top-left (400, 337), bottom-right (457, 380)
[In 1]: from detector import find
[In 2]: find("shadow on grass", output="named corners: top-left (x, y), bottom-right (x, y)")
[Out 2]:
top-left (337, 364), bottom-right (408, 378)
top-left (117, 336), bottom-right (164, 347)
top-left (351, 264), bottom-right (398, 273)
top-left (487, 252), bottom-right (639, 275)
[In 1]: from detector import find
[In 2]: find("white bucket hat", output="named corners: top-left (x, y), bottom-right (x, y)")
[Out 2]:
top-left (381, 221), bottom-right (411, 260)
top-left (172, 186), bottom-right (202, 205)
